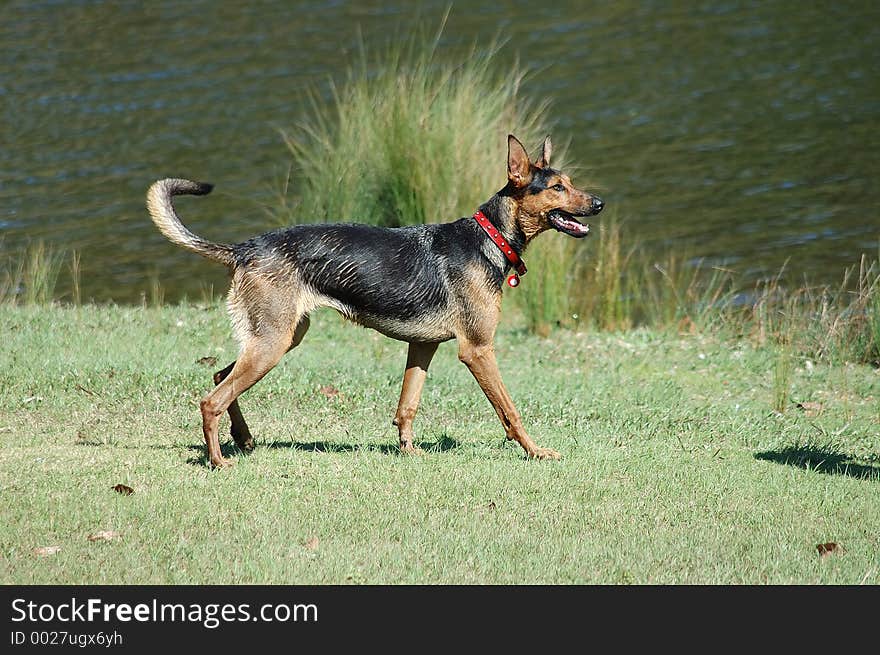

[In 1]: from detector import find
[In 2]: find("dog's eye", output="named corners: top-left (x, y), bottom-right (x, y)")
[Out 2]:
top-left (552, 184), bottom-right (565, 192)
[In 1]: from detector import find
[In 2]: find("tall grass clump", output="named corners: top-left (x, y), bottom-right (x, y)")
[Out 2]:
top-left (1, 240), bottom-right (65, 305)
top-left (744, 253), bottom-right (880, 365)
top-left (643, 258), bottom-right (737, 334)
top-left (279, 18), bottom-right (555, 229)
top-left (767, 291), bottom-right (799, 412)
top-left (68, 250), bottom-right (82, 306)
top-left (571, 220), bottom-right (634, 331)
top-left (838, 254), bottom-right (880, 364)
top-left (519, 235), bottom-right (576, 337)
top-left (567, 219), bottom-right (738, 334)
top-left (869, 269), bottom-right (880, 365)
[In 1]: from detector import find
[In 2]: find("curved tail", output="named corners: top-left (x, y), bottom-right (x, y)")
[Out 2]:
top-left (146, 178), bottom-right (236, 267)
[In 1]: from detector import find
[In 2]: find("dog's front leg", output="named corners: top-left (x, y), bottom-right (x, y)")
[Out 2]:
top-left (393, 341), bottom-right (439, 453)
top-left (457, 339), bottom-right (561, 460)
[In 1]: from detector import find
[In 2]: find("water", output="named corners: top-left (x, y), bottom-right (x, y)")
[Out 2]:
top-left (2, 0), bottom-right (879, 302)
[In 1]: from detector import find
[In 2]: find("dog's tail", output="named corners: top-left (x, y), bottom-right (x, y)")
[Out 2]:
top-left (146, 178), bottom-right (236, 267)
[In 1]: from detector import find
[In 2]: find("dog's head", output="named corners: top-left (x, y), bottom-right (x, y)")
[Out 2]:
top-left (506, 134), bottom-right (603, 240)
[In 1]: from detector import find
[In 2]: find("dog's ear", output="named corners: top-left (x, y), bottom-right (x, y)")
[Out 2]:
top-left (507, 134), bottom-right (533, 188)
top-left (535, 135), bottom-right (552, 169)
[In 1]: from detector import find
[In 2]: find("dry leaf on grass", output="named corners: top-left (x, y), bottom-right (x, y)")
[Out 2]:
top-left (88, 530), bottom-right (121, 543)
top-left (34, 546), bottom-right (61, 557)
top-left (303, 537), bottom-right (319, 551)
top-left (196, 356), bottom-right (218, 366)
top-left (816, 542), bottom-right (844, 557)
top-left (318, 385), bottom-right (340, 400)
top-left (112, 484), bottom-right (134, 495)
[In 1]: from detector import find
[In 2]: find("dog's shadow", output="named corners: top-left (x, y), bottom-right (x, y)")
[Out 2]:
top-left (754, 445), bottom-right (880, 480)
top-left (186, 434), bottom-right (460, 467)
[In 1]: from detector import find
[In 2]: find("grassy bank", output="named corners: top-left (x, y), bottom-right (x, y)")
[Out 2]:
top-left (1, 304), bottom-right (877, 584)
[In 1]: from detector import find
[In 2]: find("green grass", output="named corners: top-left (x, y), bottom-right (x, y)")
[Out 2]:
top-left (1, 304), bottom-right (877, 584)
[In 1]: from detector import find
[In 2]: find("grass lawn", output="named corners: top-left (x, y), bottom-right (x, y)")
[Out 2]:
top-left (1, 303), bottom-right (877, 584)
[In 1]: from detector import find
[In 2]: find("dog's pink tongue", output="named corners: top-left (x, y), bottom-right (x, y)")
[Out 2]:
top-left (550, 214), bottom-right (590, 237)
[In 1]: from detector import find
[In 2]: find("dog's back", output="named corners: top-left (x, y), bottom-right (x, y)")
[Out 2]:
top-left (229, 220), bottom-right (496, 343)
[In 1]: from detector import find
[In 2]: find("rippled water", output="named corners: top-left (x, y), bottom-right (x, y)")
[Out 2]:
top-left (2, 0), bottom-right (878, 302)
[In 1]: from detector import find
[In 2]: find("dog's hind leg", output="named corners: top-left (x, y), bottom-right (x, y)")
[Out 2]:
top-left (211, 316), bottom-right (310, 455)
top-left (457, 337), bottom-right (561, 460)
top-left (199, 324), bottom-right (299, 468)
top-left (393, 341), bottom-right (439, 454)
top-left (213, 362), bottom-right (254, 452)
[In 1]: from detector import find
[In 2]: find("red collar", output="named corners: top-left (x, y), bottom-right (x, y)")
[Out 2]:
top-left (472, 211), bottom-right (527, 281)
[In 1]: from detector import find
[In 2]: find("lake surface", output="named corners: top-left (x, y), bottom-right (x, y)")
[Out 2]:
top-left (2, 0), bottom-right (879, 303)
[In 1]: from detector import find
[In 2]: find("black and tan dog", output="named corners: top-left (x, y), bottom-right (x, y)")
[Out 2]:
top-left (147, 135), bottom-right (603, 467)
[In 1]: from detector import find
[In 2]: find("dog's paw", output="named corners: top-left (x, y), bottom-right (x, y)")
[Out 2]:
top-left (236, 439), bottom-right (255, 454)
top-left (209, 456), bottom-right (234, 469)
top-left (399, 443), bottom-right (424, 456)
top-left (230, 428), bottom-right (254, 452)
top-left (530, 447), bottom-right (561, 461)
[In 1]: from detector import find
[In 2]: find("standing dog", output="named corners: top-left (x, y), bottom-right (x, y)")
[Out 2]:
top-left (147, 135), bottom-right (603, 467)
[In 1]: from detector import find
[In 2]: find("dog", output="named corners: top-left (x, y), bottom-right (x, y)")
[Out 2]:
top-left (147, 135), bottom-right (604, 467)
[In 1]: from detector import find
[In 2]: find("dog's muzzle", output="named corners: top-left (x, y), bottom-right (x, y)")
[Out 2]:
top-left (548, 196), bottom-right (603, 238)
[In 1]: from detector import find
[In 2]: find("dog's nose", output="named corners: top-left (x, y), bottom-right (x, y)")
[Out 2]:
top-left (591, 196), bottom-right (604, 214)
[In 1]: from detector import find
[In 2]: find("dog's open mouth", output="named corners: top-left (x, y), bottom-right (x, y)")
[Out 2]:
top-left (548, 210), bottom-right (591, 238)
